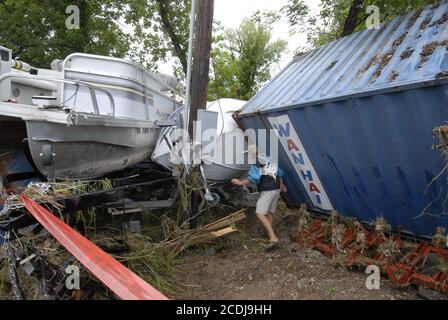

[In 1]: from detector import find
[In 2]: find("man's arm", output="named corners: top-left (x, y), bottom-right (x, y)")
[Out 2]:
top-left (278, 169), bottom-right (287, 193)
top-left (231, 179), bottom-right (251, 186)
top-left (232, 165), bottom-right (259, 187)
top-left (279, 178), bottom-right (288, 193)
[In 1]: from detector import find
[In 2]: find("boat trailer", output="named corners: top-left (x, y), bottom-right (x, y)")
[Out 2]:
top-left (0, 163), bottom-right (180, 232)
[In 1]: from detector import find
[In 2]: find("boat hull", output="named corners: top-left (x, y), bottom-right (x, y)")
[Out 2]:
top-left (202, 162), bottom-right (250, 183)
top-left (152, 99), bottom-right (252, 183)
top-left (26, 120), bottom-right (160, 180)
top-left (152, 147), bottom-right (249, 183)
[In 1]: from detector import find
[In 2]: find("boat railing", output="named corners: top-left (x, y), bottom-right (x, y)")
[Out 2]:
top-left (63, 53), bottom-right (181, 95)
top-left (0, 73), bottom-right (116, 117)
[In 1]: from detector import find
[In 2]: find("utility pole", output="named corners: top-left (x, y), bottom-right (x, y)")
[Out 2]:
top-left (188, 0), bottom-right (215, 136)
top-left (187, 0), bottom-right (214, 228)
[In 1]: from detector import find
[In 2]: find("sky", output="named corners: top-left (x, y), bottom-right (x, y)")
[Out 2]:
top-left (157, 0), bottom-right (320, 75)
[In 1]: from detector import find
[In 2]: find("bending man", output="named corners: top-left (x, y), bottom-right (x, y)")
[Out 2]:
top-left (231, 155), bottom-right (287, 245)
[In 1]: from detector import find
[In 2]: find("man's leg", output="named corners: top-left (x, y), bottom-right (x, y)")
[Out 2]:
top-left (267, 191), bottom-right (281, 227)
top-left (256, 213), bottom-right (279, 242)
top-left (256, 191), bottom-right (279, 242)
top-left (266, 213), bottom-right (273, 226)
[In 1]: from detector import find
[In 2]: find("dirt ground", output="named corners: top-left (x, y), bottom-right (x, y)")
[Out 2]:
top-left (172, 204), bottom-right (421, 300)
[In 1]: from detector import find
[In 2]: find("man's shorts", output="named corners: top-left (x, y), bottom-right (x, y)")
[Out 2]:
top-left (256, 190), bottom-right (281, 215)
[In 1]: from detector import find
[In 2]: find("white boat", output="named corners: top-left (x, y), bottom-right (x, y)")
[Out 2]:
top-left (152, 98), bottom-right (252, 183)
top-left (0, 46), bottom-right (181, 180)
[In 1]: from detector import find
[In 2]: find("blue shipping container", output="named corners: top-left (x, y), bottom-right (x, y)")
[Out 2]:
top-left (237, 2), bottom-right (448, 238)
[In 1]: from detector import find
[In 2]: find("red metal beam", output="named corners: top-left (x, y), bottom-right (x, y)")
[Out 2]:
top-left (20, 195), bottom-right (168, 300)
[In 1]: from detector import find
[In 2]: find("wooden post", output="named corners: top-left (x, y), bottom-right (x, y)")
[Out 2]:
top-left (187, 0), bottom-right (214, 228)
top-left (188, 0), bottom-right (215, 137)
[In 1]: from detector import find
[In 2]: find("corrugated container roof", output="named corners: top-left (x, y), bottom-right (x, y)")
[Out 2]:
top-left (240, 1), bottom-right (448, 115)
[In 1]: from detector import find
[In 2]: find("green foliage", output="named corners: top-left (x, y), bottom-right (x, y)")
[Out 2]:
top-left (0, 0), bottom-right (131, 68)
top-left (284, 0), bottom-right (442, 48)
top-left (0, 0), bottom-right (190, 73)
top-left (0, 1), bottom-right (286, 97)
top-left (250, 10), bottom-right (283, 26)
top-left (209, 46), bottom-right (240, 101)
top-left (124, 0), bottom-right (191, 74)
top-left (209, 15), bottom-right (287, 101)
top-left (281, 0), bottom-right (310, 32)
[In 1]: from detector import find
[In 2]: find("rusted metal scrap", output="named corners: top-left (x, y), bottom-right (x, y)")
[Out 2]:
top-left (295, 207), bottom-right (448, 295)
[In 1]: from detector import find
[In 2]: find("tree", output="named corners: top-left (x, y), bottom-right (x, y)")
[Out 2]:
top-left (0, 0), bottom-right (131, 68)
top-left (341, 0), bottom-right (364, 37)
top-left (125, 0), bottom-right (191, 74)
top-left (209, 13), bottom-right (287, 101)
top-left (0, 0), bottom-right (191, 74)
top-left (0, 0), bottom-right (285, 88)
top-left (283, 0), bottom-right (442, 48)
top-left (282, 0), bottom-right (310, 33)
